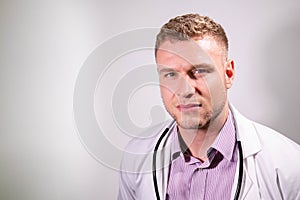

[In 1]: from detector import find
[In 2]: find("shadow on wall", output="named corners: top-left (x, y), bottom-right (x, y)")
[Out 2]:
top-left (261, 18), bottom-right (300, 144)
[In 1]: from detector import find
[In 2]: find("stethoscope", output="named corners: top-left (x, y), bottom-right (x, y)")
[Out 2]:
top-left (152, 120), bottom-right (244, 200)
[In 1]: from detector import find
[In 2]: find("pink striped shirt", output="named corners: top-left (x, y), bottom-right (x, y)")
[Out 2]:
top-left (167, 111), bottom-right (238, 200)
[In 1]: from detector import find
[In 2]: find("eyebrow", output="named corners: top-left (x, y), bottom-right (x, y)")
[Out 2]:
top-left (157, 67), bottom-right (175, 74)
top-left (157, 63), bottom-right (215, 74)
top-left (192, 63), bottom-right (214, 70)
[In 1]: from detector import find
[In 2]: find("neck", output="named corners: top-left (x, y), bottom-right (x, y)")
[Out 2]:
top-left (178, 106), bottom-right (229, 160)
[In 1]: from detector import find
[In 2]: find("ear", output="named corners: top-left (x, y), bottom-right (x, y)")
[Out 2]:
top-left (225, 59), bottom-right (235, 89)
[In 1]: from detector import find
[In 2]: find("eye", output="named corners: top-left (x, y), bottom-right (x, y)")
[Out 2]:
top-left (191, 68), bottom-right (208, 76)
top-left (164, 72), bottom-right (177, 78)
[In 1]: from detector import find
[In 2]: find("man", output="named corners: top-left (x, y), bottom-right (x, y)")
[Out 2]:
top-left (118, 13), bottom-right (300, 200)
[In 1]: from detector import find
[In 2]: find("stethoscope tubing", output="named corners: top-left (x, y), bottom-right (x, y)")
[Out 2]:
top-left (152, 127), bottom-right (170, 200)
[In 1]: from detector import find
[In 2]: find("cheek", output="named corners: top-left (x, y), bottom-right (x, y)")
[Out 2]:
top-left (210, 80), bottom-right (227, 104)
top-left (201, 74), bottom-right (226, 100)
top-left (194, 76), bottom-right (216, 98)
top-left (160, 86), bottom-right (173, 101)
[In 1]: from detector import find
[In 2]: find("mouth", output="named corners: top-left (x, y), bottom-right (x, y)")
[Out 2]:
top-left (176, 103), bottom-right (202, 111)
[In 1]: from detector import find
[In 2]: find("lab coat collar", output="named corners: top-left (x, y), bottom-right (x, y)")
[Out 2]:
top-left (230, 105), bottom-right (262, 158)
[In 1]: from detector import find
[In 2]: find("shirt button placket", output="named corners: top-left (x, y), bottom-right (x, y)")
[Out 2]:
top-left (190, 167), bottom-right (206, 200)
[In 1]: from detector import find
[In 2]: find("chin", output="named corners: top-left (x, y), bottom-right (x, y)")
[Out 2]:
top-left (177, 111), bottom-right (212, 129)
top-left (175, 117), bottom-right (209, 130)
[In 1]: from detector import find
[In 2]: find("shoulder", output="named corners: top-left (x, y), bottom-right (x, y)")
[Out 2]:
top-left (120, 119), bottom-right (173, 173)
top-left (253, 122), bottom-right (300, 152)
top-left (233, 109), bottom-right (300, 175)
top-left (251, 121), bottom-right (300, 169)
top-left (232, 107), bottom-right (300, 197)
top-left (251, 122), bottom-right (300, 198)
top-left (124, 119), bottom-right (173, 153)
top-left (252, 122), bottom-right (300, 174)
top-left (235, 110), bottom-right (300, 160)
top-left (231, 105), bottom-right (300, 154)
top-left (231, 105), bottom-right (300, 170)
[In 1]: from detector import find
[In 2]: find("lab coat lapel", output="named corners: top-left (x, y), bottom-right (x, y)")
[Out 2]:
top-left (231, 106), bottom-right (262, 158)
top-left (240, 157), bottom-right (263, 200)
top-left (240, 161), bottom-right (253, 199)
top-left (231, 106), bottom-right (262, 199)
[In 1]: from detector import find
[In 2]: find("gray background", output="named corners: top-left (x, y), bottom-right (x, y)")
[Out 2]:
top-left (1, 0), bottom-right (300, 199)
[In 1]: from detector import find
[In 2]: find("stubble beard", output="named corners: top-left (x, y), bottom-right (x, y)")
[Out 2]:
top-left (165, 100), bottom-right (226, 131)
top-left (170, 108), bottom-right (212, 130)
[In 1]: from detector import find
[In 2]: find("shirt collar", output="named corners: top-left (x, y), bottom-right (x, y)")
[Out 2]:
top-left (210, 110), bottom-right (236, 161)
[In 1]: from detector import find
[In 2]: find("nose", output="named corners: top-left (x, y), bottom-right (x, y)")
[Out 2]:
top-left (176, 76), bottom-right (196, 98)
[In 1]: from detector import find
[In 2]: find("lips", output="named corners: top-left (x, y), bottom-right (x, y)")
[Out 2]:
top-left (176, 103), bottom-right (202, 111)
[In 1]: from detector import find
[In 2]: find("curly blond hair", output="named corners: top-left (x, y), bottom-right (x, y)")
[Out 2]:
top-left (155, 13), bottom-right (228, 55)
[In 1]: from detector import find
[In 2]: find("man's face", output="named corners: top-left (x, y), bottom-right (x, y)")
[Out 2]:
top-left (156, 37), bottom-right (234, 130)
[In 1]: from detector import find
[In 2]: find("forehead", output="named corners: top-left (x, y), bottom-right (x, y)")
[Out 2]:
top-left (156, 38), bottom-right (224, 67)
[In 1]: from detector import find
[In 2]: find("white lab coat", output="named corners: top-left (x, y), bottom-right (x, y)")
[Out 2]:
top-left (118, 107), bottom-right (300, 200)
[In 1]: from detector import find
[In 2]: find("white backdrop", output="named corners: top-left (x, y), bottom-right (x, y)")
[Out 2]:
top-left (1, 1), bottom-right (300, 199)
